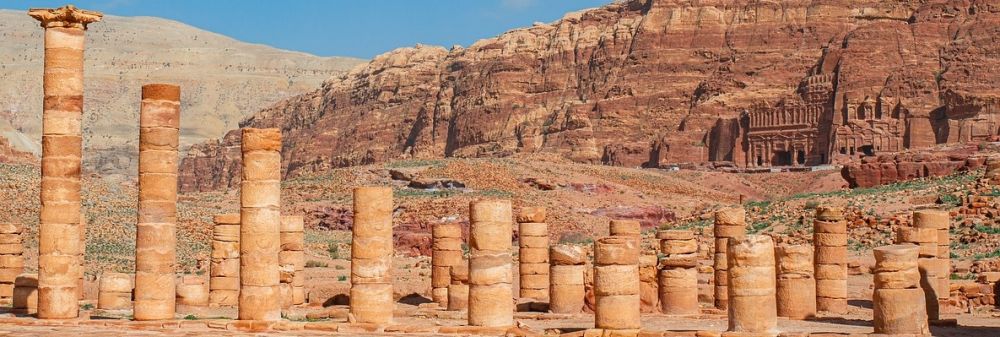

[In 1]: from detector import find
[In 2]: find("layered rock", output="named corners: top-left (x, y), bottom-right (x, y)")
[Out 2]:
top-left (180, 0), bottom-right (1000, 192)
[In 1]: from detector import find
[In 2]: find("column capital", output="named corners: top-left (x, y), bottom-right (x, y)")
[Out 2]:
top-left (28, 5), bottom-right (103, 30)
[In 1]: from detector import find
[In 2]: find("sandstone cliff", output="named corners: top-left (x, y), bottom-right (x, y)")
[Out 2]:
top-left (180, 0), bottom-right (1000, 192)
top-left (0, 10), bottom-right (364, 175)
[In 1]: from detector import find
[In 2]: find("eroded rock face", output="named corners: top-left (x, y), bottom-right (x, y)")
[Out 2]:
top-left (841, 144), bottom-right (986, 188)
top-left (179, 0), bottom-right (1000, 192)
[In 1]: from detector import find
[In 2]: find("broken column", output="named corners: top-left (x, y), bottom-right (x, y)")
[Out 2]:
top-left (518, 207), bottom-right (549, 300)
top-left (209, 214), bottom-right (240, 307)
top-left (350, 187), bottom-right (394, 324)
top-left (468, 199), bottom-right (513, 327)
top-left (134, 83), bottom-right (180, 320)
top-left (280, 215), bottom-right (305, 307)
top-left (176, 275), bottom-right (209, 307)
top-left (448, 262), bottom-right (469, 311)
top-left (97, 272), bottom-right (132, 310)
top-left (594, 236), bottom-right (641, 331)
top-left (775, 244), bottom-right (816, 320)
top-left (0, 223), bottom-right (24, 300)
top-left (13, 274), bottom-right (39, 314)
top-left (714, 207), bottom-right (746, 310)
top-left (609, 219), bottom-right (640, 238)
top-left (657, 230), bottom-right (699, 315)
top-left (28, 5), bottom-right (103, 319)
top-left (432, 222), bottom-right (463, 306)
top-left (727, 235), bottom-right (777, 334)
top-left (814, 206), bottom-right (848, 314)
top-left (549, 244), bottom-right (586, 314)
top-left (905, 210), bottom-right (949, 320)
top-left (873, 245), bottom-right (930, 335)
top-left (937, 215), bottom-right (951, 302)
top-left (238, 128), bottom-right (282, 321)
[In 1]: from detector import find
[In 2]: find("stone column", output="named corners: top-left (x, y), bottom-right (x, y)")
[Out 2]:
top-left (775, 244), bottom-right (816, 319)
top-left (549, 244), bottom-right (586, 314)
top-left (657, 230), bottom-right (698, 315)
top-left (176, 275), bottom-right (209, 307)
top-left (609, 219), bottom-right (640, 238)
top-left (0, 223), bottom-right (24, 300)
top-left (238, 128), bottom-right (282, 321)
top-left (209, 214), bottom-right (240, 307)
top-left (29, 5), bottom-right (102, 319)
top-left (280, 215), bottom-right (305, 307)
top-left (97, 272), bottom-right (132, 310)
top-left (77, 215), bottom-right (85, 300)
top-left (814, 206), bottom-right (848, 314)
top-left (727, 235), bottom-right (777, 334)
top-left (468, 199), bottom-right (513, 327)
top-left (873, 245), bottom-right (930, 335)
top-left (13, 274), bottom-right (39, 314)
top-left (448, 262), bottom-right (469, 311)
top-left (432, 222), bottom-right (463, 306)
top-left (937, 216), bottom-right (951, 301)
top-left (350, 187), bottom-right (394, 324)
top-left (518, 207), bottom-right (549, 300)
top-left (594, 237), bottom-right (641, 331)
top-left (134, 83), bottom-right (180, 320)
top-left (906, 210), bottom-right (948, 320)
top-left (713, 207), bottom-right (746, 310)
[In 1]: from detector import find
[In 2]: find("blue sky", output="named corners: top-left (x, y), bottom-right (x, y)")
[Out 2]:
top-left (7, 0), bottom-right (611, 59)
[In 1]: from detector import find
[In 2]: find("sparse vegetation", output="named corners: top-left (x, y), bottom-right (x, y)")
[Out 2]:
top-left (305, 260), bottom-right (328, 268)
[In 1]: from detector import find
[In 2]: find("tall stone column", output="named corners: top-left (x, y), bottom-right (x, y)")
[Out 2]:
top-left (517, 207), bottom-right (549, 300)
top-left (432, 222), bottom-right (463, 306)
top-left (814, 206), bottom-right (848, 314)
top-left (775, 244), bottom-right (816, 319)
top-left (594, 237), bottom-right (641, 331)
top-left (28, 5), bottom-right (102, 319)
top-left (0, 223), bottom-right (25, 300)
top-left (280, 215), bottom-right (305, 307)
top-left (904, 210), bottom-right (949, 320)
top-left (657, 230), bottom-right (698, 315)
top-left (350, 187), bottom-right (394, 324)
top-left (134, 83), bottom-right (180, 320)
top-left (549, 244), bottom-right (585, 314)
top-left (209, 214), bottom-right (240, 307)
top-left (727, 235), bottom-right (777, 334)
top-left (238, 128), bottom-right (282, 321)
top-left (937, 216), bottom-right (951, 301)
top-left (468, 199), bottom-right (513, 327)
top-left (873, 245), bottom-right (930, 335)
top-left (713, 207), bottom-right (746, 310)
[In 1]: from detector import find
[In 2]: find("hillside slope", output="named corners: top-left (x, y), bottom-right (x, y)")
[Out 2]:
top-left (0, 9), bottom-right (364, 174)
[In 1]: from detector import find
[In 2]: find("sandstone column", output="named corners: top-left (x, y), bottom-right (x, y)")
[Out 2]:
top-left (775, 244), bottom-right (816, 319)
top-left (727, 235), bottom-right (777, 334)
top-left (714, 207), bottom-right (746, 310)
top-left (280, 215), bottom-right (305, 307)
top-left (432, 222), bottom-right (463, 306)
top-left (209, 214), bottom-right (240, 307)
top-left (13, 273), bottom-right (39, 314)
top-left (239, 128), bottom-right (282, 321)
top-left (97, 272), bottom-right (132, 310)
top-left (518, 207), bottom-right (549, 300)
top-left (657, 230), bottom-right (699, 315)
top-left (814, 206), bottom-right (848, 314)
top-left (468, 199), bottom-right (513, 327)
top-left (351, 187), bottom-right (394, 324)
top-left (549, 244), bottom-right (586, 314)
top-left (176, 275), bottom-right (209, 307)
top-left (29, 5), bottom-right (102, 319)
top-left (873, 245), bottom-right (930, 335)
top-left (609, 219), bottom-right (641, 238)
top-left (448, 262), bottom-right (469, 311)
top-left (594, 236), bottom-right (641, 331)
top-left (937, 216), bottom-right (951, 302)
top-left (0, 223), bottom-right (25, 300)
top-left (134, 83), bottom-right (180, 320)
top-left (903, 210), bottom-right (949, 320)
top-left (77, 215), bottom-right (85, 300)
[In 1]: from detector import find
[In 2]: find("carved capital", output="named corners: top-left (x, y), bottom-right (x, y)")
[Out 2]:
top-left (28, 5), bottom-right (103, 30)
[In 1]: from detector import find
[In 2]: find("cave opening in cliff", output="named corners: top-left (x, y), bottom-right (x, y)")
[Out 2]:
top-left (773, 151), bottom-right (792, 166)
top-left (797, 150), bottom-right (806, 165)
top-left (860, 145), bottom-right (875, 157)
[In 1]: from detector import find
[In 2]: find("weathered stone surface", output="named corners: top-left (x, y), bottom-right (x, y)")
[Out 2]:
top-left (179, 1), bottom-right (1000, 191)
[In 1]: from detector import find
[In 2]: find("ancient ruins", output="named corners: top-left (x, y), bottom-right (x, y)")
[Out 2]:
top-left (3, 3), bottom-right (1000, 337)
